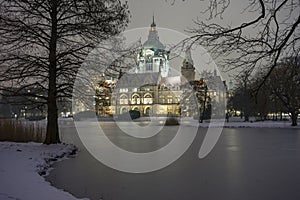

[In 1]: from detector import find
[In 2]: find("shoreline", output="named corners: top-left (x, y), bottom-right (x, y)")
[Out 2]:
top-left (0, 142), bottom-right (88, 200)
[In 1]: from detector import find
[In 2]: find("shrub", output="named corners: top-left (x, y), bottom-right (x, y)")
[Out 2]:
top-left (117, 110), bottom-right (141, 121)
top-left (165, 115), bottom-right (180, 126)
top-left (0, 119), bottom-right (45, 142)
top-left (129, 110), bottom-right (140, 119)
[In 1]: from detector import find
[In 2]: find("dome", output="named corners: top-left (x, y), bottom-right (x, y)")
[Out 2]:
top-left (142, 16), bottom-right (165, 50)
top-left (143, 35), bottom-right (165, 50)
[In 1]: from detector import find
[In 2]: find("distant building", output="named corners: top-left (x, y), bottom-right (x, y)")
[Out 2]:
top-left (0, 88), bottom-right (72, 119)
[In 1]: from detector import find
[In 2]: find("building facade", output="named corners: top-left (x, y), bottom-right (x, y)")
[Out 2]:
top-left (95, 17), bottom-right (226, 118)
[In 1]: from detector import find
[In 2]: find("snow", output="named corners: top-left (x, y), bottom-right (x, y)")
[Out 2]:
top-left (180, 116), bottom-right (299, 128)
top-left (0, 142), bottom-right (88, 200)
top-left (88, 116), bottom-right (300, 129)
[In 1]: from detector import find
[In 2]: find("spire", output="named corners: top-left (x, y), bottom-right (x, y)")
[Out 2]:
top-left (151, 14), bottom-right (156, 31)
top-left (153, 14), bottom-right (155, 25)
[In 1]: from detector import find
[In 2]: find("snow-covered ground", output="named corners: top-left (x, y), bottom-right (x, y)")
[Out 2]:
top-left (0, 142), bottom-right (88, 200)
top-left (178, 116), bottom-right (299, 128)
top-left (128, 116), bottom-right (299, 128)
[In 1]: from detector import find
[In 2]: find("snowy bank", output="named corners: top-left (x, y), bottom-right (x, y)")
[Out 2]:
top-left (179, 116), bottom-right (299, 129)
top-left (0, 142), bottom-right (88, 200)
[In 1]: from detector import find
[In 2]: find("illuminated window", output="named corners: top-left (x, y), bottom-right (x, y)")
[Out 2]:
top-left (145, 49), bottom-right (154, 55)
top-left (167, 95), bottom-right (173, 104)
top-left (120, 95), bottom-right (128, 105)
top-left (120, 88), bottom-right (128, 93)
top-left (132, 95), bottom-right (140, 104)
top-left (144, 94), bottom-right (153, 104)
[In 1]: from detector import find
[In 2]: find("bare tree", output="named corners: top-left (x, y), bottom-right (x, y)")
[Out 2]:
top-left (228, 70), bottom-right (256, 121)
top-left (180, 79), bottom-right (211, 122)
top-left (267, 57), bottom-right (300, 126)
top-left (73, 37), bottom-right (141, 114)
top-left (252, 78), bottom-right (271, 121)
top-left (171, 0), bottom-right (300, 90)
top-left (0, 0), bottom-right (129, 144)
top-left (228, 61), bottom-right (300, 125)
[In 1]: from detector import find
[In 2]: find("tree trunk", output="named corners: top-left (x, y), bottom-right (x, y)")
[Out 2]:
top-left (44, 0), bottom-right (60, 144)
top-left (244, 114), bottom-right (249, 122)
top-left (291, 112), bottom-right (298, 126)
top-left (199, 87), bottom-right (208, 123)
top-left (45, 96), bottom-right (60, 144)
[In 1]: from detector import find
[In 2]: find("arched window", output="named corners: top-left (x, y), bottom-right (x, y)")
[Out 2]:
top-left (144, 94), bottom-right (153, 104)
top-left (145, 107), bottom-right (151, 115)
top-left (120, 95), bottom-right (128, 105)
top-left (131, 94), bottom-right (140, 104)
top-left (121, 107), bottom-right (127, 114)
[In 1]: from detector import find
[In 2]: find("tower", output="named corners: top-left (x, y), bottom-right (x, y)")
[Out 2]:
top-left (136, 16), bottom-right (169, 77)
top-left (181, 47), bottom-right (195, 82)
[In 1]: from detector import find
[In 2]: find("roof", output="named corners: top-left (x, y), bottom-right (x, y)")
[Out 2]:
top-left (160, 76), bottom-right (181, 86)
top-left (117, 72), bottom-right (160, 88)
top-left (143, 31), bottom-right (165, 50)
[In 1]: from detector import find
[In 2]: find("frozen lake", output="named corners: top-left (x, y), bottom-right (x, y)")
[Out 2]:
top-left (47, 120), bottom-right (300, 200)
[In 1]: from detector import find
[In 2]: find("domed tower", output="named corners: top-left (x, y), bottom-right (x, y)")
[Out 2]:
top-left (137, 16), bottom-right (169, 77)
top-left (181, 47), bottom-right (195, 82)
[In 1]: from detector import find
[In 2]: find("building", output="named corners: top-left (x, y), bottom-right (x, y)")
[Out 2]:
top-left (95, 17), bottom-right (226, 118)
